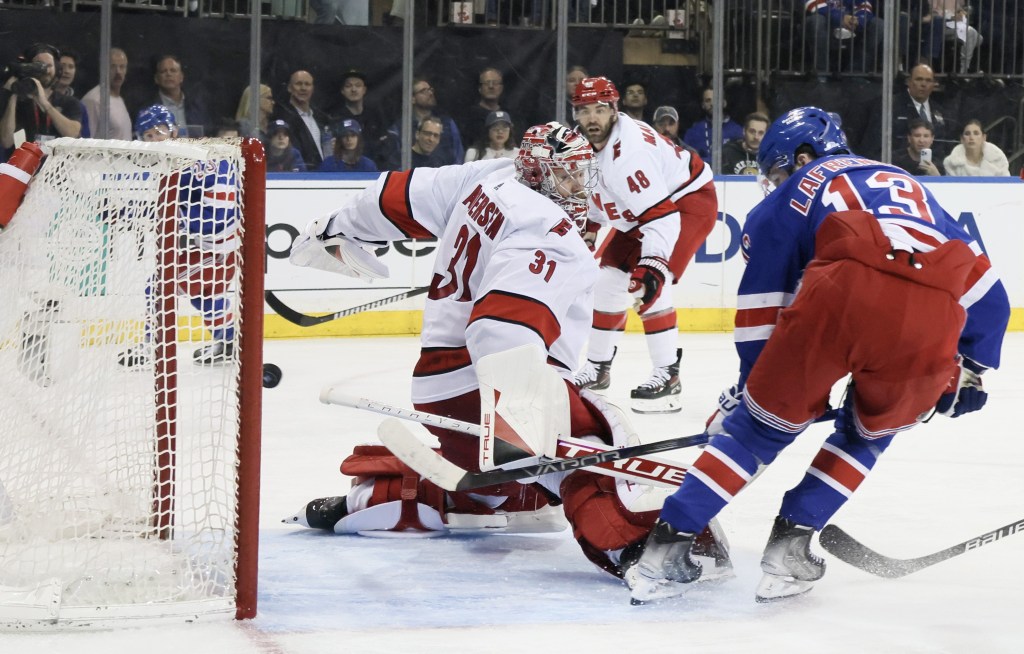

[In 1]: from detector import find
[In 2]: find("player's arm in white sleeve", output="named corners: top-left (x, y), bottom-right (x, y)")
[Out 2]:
top-left (290, 161), bottom-right (508, 280)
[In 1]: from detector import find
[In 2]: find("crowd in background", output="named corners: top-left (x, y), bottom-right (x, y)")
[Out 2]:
top-left (2, 0), bottom-right (1021, 178)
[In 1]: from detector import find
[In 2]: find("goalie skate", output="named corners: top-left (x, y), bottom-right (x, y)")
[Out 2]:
top-left (573, 347), bottom-right (615, 391)
top-left (630, 348), bottom-right (682, 414)
top-left (754, 515), bottom-right (826, 603)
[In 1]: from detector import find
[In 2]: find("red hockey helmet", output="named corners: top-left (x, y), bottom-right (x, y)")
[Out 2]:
top-left (515, 122), bottom-right (597, 233)
top-left (571, 76), bottom-right (620, 109)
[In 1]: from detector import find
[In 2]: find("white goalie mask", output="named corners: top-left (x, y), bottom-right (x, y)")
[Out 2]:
top-left (515, 122), bottom-right (598, 233)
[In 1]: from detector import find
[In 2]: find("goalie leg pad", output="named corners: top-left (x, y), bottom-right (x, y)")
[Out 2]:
top-left (339, 445), bottom-right (559, 534)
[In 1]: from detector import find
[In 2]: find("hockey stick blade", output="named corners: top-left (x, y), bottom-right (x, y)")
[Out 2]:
top-left (819, 518), bottom-right (1024, 579)
top-left (378, 418), bottom-right (709, 491)
top-left (265, 287), bottom-right (429, 327)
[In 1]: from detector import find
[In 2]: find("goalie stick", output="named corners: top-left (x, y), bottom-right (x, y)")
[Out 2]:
top-left (319, 390), bottom-right (694, 489)
top-left (819, 517), bottom-right (1024, 579)
top-left (322, 390), bottom-right (840, 492)
top-left (376, 418), bottom-right (708, 491)
top-left (265, 286), bottom-right (429, 327)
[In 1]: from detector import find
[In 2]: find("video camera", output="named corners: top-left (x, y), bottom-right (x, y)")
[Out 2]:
top-left (2, 60), bottom-right (50, 99)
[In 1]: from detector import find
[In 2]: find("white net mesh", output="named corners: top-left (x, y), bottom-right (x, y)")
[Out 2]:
top-left (0, 138), bottom-right (253, 628)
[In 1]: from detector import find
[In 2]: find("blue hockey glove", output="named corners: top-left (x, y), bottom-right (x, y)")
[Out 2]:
top-left (935, 357), bottom-right (987, 418)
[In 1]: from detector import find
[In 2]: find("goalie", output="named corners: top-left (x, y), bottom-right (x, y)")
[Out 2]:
top-left (118, 104), bottom-right (240, 367)
top-left (283, 122), bottom-right (731, 582)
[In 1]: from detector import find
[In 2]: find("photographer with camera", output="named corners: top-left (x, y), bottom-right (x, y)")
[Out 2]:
top-left (1, 43), bottom-right (83, 152)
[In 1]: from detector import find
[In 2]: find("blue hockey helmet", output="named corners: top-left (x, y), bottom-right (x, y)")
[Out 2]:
top-left (134, 104), bottom-right (178, 139)
top-left (756, 107), bottom-right (850, 177)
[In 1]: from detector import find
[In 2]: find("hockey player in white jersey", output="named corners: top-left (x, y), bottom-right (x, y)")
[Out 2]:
top-left (571, 77), bottom-right (718, 414)
top-left (283, 122), bottom-right (732, 582)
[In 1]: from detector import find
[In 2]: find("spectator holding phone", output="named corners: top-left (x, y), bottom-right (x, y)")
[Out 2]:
top-left (892, 118), bottom-right (943, 176)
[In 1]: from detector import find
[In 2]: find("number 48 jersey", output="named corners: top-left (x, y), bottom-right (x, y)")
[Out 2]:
top-left (735, 155), bottom-right (1009, 385)
top-left (319, 159), bottom-right (598, 405)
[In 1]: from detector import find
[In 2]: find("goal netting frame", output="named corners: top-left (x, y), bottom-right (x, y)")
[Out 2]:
top-left (0, 137), bottom-right (265, 629)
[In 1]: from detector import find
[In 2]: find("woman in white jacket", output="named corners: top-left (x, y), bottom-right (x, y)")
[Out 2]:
top-left (943, 119), bottom-right (1011, 176)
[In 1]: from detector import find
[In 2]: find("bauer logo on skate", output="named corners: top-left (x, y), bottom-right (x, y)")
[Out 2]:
top-left (966, 518), bottom-right (1024, 550)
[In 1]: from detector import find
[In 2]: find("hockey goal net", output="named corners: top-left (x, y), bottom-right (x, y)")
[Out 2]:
top-left (0, 137), bottom-right (265, 628)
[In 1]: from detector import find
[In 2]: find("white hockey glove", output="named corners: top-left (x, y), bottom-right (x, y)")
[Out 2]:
top-left (290, 215), bottom-right (389, 281)
top-left (935, 356), bottom-right (987, 418)
top-left (705, 384), bottom-right (742, 436)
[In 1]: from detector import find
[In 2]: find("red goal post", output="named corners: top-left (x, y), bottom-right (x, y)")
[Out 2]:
top-left (0, 137), bottom-right (265, 628)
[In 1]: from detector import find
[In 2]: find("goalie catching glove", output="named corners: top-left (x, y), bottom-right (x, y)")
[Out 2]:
top-left (935, 356), bottom-right (987, 418)
top-left (628, 256), bottom-right (670, 314)
top-left (290, 215), bottom-right (389, 281)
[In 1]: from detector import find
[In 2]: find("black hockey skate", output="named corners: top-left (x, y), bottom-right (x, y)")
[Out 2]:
top-left (282, 496), bottom-right (349, 531)
top-left (117, 344), bottom-right (151, 369)
top-left (573, 347), bottom-right (616, 391)
top-left (193, 341), bottom-right (235, 366)
top-left (630, 348), bottom-right (682, 414)
top-left (755, 515), bottom-right (826, 602)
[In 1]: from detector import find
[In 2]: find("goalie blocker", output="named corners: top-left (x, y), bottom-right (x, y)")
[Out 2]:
top-left (286, 352), bottom-right (731, 580)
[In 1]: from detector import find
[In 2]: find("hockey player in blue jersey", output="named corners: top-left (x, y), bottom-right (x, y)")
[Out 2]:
top-left (119, 104), bottom-right (240, 367)
top-left (626, 107), bottom-right (1011, 604)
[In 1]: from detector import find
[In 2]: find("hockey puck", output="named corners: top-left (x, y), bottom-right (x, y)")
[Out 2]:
top-left (262, 363), bottom-right (282, 388)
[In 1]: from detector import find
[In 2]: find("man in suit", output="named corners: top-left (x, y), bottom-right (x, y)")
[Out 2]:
top-left (272, 69), bottom-right (331, 170)
top-left (859, 63), bottom-right (953, 161)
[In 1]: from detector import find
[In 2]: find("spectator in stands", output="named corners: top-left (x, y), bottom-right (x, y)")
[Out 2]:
top-left (460, 67), bottom-right (504, 147)
top-left (82, 47), bottom-right (132, 141)
top-left (943, 118), bottom-right (1010, 176)
top-left (720, 111), bottom-right (769, 175)
top-left (53, 48), bottom-right (79, 98)
top-left (215, 119), bottom-right (241, 138)
top-left (464, 110), bottom-right (516, 161)
top-left (859, 63), bottom-right (952, 161)
top-left (652, 105), bottom-right (684, 147)
top-left (384, 77), bottom-right (463, 168)
top-left (805, 0), bottom-right (884, 75)
top-left (272, 69), bottom-right (331, 170)
top-left (621, 81), bottom-right (649, 123)
top-left (265, 119), bottom-right (308, 173)
top-left (235, 83), bottom-right (274, 140)
top-left (892, 117), bottom-right (944, 175)
top-left (150, 55), bottom-right (210, 137)
top-left (54, 47), bottom-right (89, 138)
top-left (973, 0), bottom-right (1024, 76)
top-left (319, 119), bottom-right (378, 172)
top-left (565, 65), bottom-right (588, 118)
top-left (683, 86), bottom-right (742, 164)
top-left (1, 43), bottom-right (82, 151)
top-left (328, 70), bottom-right (386, 166)
top-left (906, 0), bottom-right (983, 74)
top-left (410, 115), bottom-right (446, 169)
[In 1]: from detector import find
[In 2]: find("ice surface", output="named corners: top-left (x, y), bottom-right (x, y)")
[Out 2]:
top-left (2, 332), bottom-right (1021, 653)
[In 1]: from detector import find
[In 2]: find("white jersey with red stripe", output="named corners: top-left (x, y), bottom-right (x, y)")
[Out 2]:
top-left (588, 114), bottom-right (714, 261)
top-left (318, 159), bottom-right (598, 404)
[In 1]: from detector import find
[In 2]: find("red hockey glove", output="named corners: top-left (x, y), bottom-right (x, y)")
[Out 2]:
top-left (628, 256), bottom-right (670, 314)
top-left (935, 356), bottom-right (987, 418)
